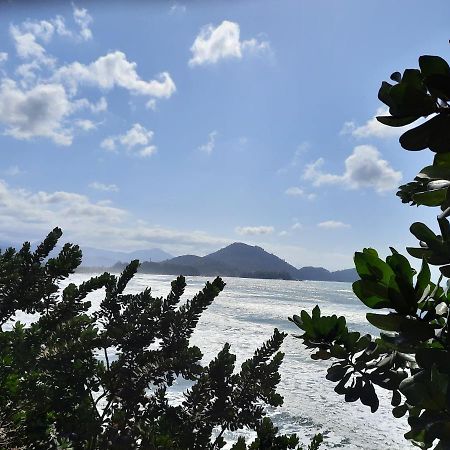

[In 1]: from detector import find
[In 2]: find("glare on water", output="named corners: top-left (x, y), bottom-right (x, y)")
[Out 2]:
top-left (13, 273), bottom-right (413, 450)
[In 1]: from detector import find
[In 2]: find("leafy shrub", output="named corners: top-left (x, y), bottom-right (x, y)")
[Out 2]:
top-left (0, 228), bottom-right (321, 449)
top-left (291, 55), bottom-right (450, 449)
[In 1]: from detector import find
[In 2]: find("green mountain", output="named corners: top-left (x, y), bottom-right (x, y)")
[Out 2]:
top-left (130, 242), bottom-right (358, 282)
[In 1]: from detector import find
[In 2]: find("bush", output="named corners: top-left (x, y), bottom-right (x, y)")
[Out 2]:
top-left (290, 55), bottom-right (450, 449)
top-left (0, 227), bottom-right (321, 449)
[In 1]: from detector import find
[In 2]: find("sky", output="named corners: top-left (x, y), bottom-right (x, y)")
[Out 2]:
top-left (0, 0), bottom-right (449, 270)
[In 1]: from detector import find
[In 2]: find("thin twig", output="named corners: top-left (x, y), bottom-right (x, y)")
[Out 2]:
top-left (104, 347), bottom-right (110, 371)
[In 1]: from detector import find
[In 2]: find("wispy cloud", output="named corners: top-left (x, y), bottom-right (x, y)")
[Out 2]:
top-left (3, 165), bottom-right (24, 176)
top-left (169, 3), bottom-right (186, 14)
top-left (101, 123), bottom-right (157, 158)
top-left (277, 142), bottom-right (309, 175)
top-left (0, 178), bottom-right (231, 254)
top-left (74, 119), bottom-right (97, 131)
top-left (72, 3), bottom-right (93, 41)
top-left (284, 186), bottom-right (316, 200)
top-left (235, 225), bottom-right (274, 236)
top-left (89, 181), bottom-right (119, 192)
top-left (318, 220), bottom-right (350, 229)
top-left (198, 131), bottom-right (217, 154)
top-left (340, 107), bottom-right (416, 139)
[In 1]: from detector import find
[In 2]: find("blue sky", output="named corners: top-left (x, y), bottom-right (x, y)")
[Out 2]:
top-left (0, 0), bottom-right (449, 270)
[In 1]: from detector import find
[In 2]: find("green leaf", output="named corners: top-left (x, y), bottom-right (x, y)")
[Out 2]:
top-left (354, 249), bottom-right (395, 284)
top-left (367, 313), bottom-right (434, 342)
top-left (378, 81), bottom-right (394, 106)
top-left (326, 364), bottom-right (349, 382)
top-left (417, 164), bottom-right (450, 180)
top-left (410, 222), bottom-right (440, 247)
top-left (392, 404), bottom-right (408, 418)
top-left (400, 115), bottom-right (450, 153)
top-left (366, 313), bottom-right (407, 331)
top-left (434, 152), bottom-right (450, 168)
top-left (419, 55), bottom-right (450, 77)
top-left (416, 348), bottom-right (450, 371)
top-left (439, 265), bottom-right (450, 278)
top-left (425, 74), bottom-right (450, 101)
top-left (359, 382), bottom-right (379, 413)
top-left (391, 390), bottom-right (402, 407)
top-left (415, 259), bottom-right (431, 299)
top-left (387, 249), bottom-right (414, 286)
top-left (413, 188), bottom-right (448, 207)
top-left (390, 71), bottom-right (402, 82)
top-left (352, 280), bottom-right (391, 309)
top-left (389, 81), bottom-right (435, 117)
top-left (407, 247), bottom-right (450, 265)
top-left (376, 115), bottom-right (417, 127)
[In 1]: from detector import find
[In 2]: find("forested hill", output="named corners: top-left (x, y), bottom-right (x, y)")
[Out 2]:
top-left (113, 242), bottom-right (358, 282)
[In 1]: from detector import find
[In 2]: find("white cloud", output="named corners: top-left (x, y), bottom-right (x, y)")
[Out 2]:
top-left (139, 146), bottom-right (157, 157)
top-left (284, 186), bottom-right (316, 200)
top-left (89, 181), bottom-right (119, 192)
top-left (235, 225), bottom-right (274, 236)
top-left (3, 165), bottom-right (24, 176)
top-left (120, 123), bottom-right (153, 148)
top-left (277, 142), bottom-right (309, 175)
top-left (8, 12), bottom-right (85, 65)
top-left (100, 137), bottom-right (116, 151)
top-left (145, 99), bottom-right (157, 110)
top-left (101, 123), bottom-right (157, 158)
top-left (285, 186), bottom-right (304, 196)
top-left (341, 107), bottom-right (416, 139)
top-left (0, 52), bottom-right (8, 63)
top-left (91, 97), bottom-right (107, 113)
top-left (9, 7), bottom-right (93, 65)
top-left (9, 24), bottom-right (52, 63)
top-left (0, 78), bottom-right (73, 145)
top-left (3, 9), bottom-right (177, 147)
top-left (74, 119), bottom-right (96, 131)
top-left (318, 221), bottom-right (350, 229)
top-left (73, 97), bottom-right (108, 114)
top-left (292, 222), bottom-right (302, 230)
top-left (304, 145), bottom-right (402, 193)
top-left (0, 179), bottom-right (231, 255)
top-left (241, 38), bottom-right (271, 54)
top-left (72, 4), bottom-right (93, 41)
top-left (278, 230), bottom-right (288, 236)
top-left (169, 3), bottom-right (187, 14)
top-left (198, 131), bottom-right (217, 154)
top-left (189, 20), bottom-right (270, 66)
top-left (0, 180), bottom-right (127, 238)
top-left (54, 51), bottom-right (176, 100)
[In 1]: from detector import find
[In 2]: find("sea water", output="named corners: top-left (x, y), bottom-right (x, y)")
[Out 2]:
top-left (13, 273), bottom-right (414, 449)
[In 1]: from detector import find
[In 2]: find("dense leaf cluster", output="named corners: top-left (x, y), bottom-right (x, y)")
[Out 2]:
top-left (291, 55), bottom-right (450, 449)
top-left (0, 228), bottom-right (321, 449)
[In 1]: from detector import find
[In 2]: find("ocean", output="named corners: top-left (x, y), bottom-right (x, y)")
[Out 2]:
top-left (14, 273), bottom-right (413, 449)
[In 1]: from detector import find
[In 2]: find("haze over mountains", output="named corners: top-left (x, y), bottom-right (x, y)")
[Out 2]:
top-left (113, 242), bottom-right (358, 283)
top-left (79, 247), bottom-right (174, 267)
top-left (1, 238), bottom-right (357, 282)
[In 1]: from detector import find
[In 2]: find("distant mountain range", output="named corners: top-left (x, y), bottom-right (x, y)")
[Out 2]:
top-left (1, 238), bottom-right (357, 282)
top-left (78, 247), bottom-right (174, 267)
top-left (113, 242), bottom-right (358, 283)
top-left (0, 240), bottom-right (173, 268)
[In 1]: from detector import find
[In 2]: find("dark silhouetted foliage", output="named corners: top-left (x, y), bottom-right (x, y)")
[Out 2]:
top-left (0, 228), bottom-right (321, 449)
top-left (291, 55), bottom-right (450, 449)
